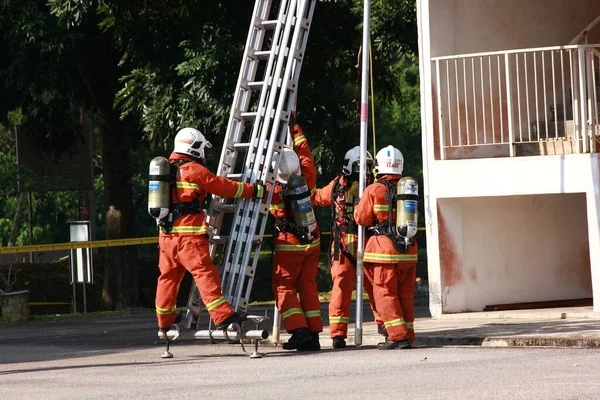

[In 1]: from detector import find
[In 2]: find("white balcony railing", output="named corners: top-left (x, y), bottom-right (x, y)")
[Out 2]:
top-left (432, 44), bottom-right (600, 159)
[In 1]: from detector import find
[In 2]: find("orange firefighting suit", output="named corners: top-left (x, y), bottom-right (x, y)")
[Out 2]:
top-left (312, 175), bottom-right (380, 338)
top-left (269, 124), bottom-right (323, 334)
top-left (354, 174), bottom-right (418, 343)
top-left (155, 152), bottom-right (257, 330)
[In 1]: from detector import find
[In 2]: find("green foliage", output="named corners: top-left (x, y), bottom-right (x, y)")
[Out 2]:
top-left (0, 0), bottom-right (426, 301)
top-left (0, 122), bottom-right (87, 247)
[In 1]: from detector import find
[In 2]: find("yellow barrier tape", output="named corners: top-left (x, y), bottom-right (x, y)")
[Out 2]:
top-left (0, 237), bottom-right (159, 255)
top-left (0, 228), bottom-right (426, 255)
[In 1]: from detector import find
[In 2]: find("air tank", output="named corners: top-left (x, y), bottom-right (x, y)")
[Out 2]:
top-left (395, 176), bottom-right (418, 240)
top-left (148, 156), bottom-right (171, 223)
top-left (285, 175), bottom-right (317, 241)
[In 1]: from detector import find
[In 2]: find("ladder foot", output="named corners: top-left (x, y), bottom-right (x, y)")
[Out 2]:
top-left (161, 351), bottom-right (174, 359)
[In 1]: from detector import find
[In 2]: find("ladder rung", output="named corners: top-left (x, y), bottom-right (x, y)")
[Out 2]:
top-left (211, 235), bottom-right (229, 244)
top-left (238, 111), bottom-right (258, 120)
top-left (259, 19), bottom-right (278, 29)
top-left (215, 204), bottom-right (238, 213)
top-left (250, 50), bottom-right (271, 60)
top-left (246, 81), bottom-right (264, 90)
top-left (227, 173), bottom-right (243, 180)
top-left (233, 143), bottom-right (251, 150)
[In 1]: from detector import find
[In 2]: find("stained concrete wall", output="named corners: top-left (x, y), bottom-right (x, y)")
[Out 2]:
top-left (418, 0), bottom-right (600, 316)
top-left (438, 193), bottom-right (592, 312)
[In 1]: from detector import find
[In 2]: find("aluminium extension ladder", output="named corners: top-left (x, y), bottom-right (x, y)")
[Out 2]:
top-left (179, 0), bottom-right (317, 334)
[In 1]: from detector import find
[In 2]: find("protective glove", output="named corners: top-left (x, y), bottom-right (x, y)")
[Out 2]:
top-left (288, 110), bottom-right (298, 127)
top-left (253, 183), bottom-right (265, 199)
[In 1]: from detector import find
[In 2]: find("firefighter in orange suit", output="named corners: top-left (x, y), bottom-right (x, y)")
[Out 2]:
top-left (312, 146), bottom-right (382, 349)
top-left (354, 145), bottom-right (417, 350)
top-left (270, 114), bottom-right (323, 351)
top-left (155, 127), bottom-right (264, 335)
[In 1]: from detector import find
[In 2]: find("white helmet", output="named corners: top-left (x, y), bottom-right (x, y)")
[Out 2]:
top-left (375, 145), bottom-right (404, 175)
top-left (342, 146), bottom-right (374, 175)
top-left (173, 128), bottom-right (212, 159)
top-left (276, 146), bottom-right (301, 184)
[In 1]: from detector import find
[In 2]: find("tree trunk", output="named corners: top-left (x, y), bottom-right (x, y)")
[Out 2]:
top-left (7, 192), bottom-right (25, 247)
top-left (76, 25), bottom-right (139, 310)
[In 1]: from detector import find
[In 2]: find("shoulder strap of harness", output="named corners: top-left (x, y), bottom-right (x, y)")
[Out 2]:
top-left (158, 159), bottom-right (202, 233)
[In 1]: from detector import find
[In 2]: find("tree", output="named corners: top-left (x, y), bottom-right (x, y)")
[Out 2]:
top-left (1, 0), bottom-right (421, 308)
top-left (0, 0), bottom-right (138, 308)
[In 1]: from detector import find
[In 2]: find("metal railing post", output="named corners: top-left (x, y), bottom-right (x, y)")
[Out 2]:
top-left (435, 60), bottom-right (446, 159)
top-left (505, 53), bottom-right (516, 156)
top-left (578, 46), bottom-right (589, 153)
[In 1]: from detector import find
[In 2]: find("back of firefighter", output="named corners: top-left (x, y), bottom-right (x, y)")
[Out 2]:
top-left (270, 114), bottom-right (323, 351)
top-left (312, 146), bottom-right (381, 349)
top-left (354, 145), bottom-right (418, 350)
top-left (155, 128), bottom-right (264, 335)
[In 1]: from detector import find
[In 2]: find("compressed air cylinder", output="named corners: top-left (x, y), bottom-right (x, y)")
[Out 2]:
top-left (148, 156), bottom-right (171, 222)
top-left (396, 176), bottom-right (418, 239)
top-left (286, 175), bottom-right (317, 240)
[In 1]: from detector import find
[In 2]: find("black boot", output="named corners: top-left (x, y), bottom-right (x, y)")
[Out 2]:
top-left (377, 325), bottom-right (388, 340)
top-left (376, 339), bottom-right (411, 350)
top-left (332, 336), bottom-right (346, 349)
top-left (215, 311), bottom-right (247, 330)
top-left (282, 328), bottom-right (312, 350)
top-left (298, 332), bottom-right (321, 351)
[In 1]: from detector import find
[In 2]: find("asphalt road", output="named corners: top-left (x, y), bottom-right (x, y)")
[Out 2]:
top-left (1, 312), bottom-right (600, 399)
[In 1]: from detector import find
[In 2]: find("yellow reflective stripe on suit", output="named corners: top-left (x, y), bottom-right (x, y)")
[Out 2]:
top-left (176, 182), bottom-right (199, 190)
top-left (363, 252), bottom-right (418, 262)
top-left (269, 203), bottom-right (286, 211)
top-left (156, 304), bottom-right (177, 315)
top-left (329, 316), bottom-right (349, 324)
top-left (384, 318), bottom-right (406, 329)
top-left (233, 182), bottom-right (245, 198)
top-left (170, 226), bottom-right (211, 234)
top-left (282, 308), bottom-right (304, 320)
top-left (205, 296), bottom-right (227, 311)
top-left (275, 239), bottom-right (321, 252)
top-left (373, 204), bottom-right (389, 212)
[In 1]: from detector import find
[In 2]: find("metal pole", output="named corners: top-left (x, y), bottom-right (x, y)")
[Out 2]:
top-left (70, 249), bottom-right (77, 314)
top-left (272, 305), bottom-right (281, 345)
top-left (354, 0), bottom-right (370, 347)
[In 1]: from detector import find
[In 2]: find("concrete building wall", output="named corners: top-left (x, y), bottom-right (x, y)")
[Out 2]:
top-left (425, 153), bottom-right (600, 314)
top-left (430, 0), bottom-right (600, 161)
top-left (438, 194), bottom-right (591, 312)
top-left (429, 0), bottom-right (600, 58)
top-left (418, 0), bottom-right (600, 316)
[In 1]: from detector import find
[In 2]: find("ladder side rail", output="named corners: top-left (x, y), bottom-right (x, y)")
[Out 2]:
top-left (215, 0), bottom-right (271, 179)
top-left (232, 0), bottom-right (318, 309)
top-left (220, 0), bottom-right (299, 300)
top-left (218, 0), bottom-right (295, 303)
top-left (230, 0), bottom-right (315, 310)
top-left (226, 25), bottom-right (300, 305)
top-left (185, 0), bottom-right (275, 321)
top-left (206, 0), bottom-right (274, 246)
top-left (209, 0), bottom-right (288, 269)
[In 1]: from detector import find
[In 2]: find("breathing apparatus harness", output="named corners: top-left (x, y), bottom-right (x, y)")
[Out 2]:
top-left (273, 180), bottom-right (315, 245)
top-left (368, 179), bottom-right (418, 253)
top-left (157, 159), bottom-right (204, 233)
top-left (329, 176), bottom-right (358, 263)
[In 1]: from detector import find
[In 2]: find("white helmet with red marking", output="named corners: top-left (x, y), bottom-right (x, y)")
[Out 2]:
top-left (375, 145), bottom-right (404, 175)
